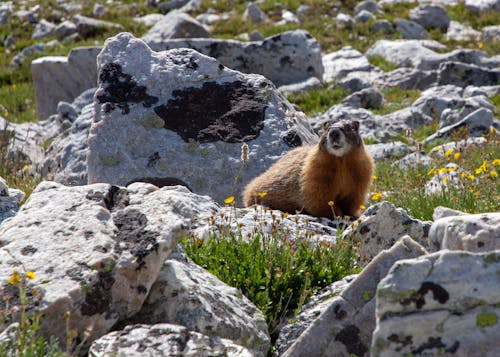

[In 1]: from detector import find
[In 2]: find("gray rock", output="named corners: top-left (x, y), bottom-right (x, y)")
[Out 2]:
top-left (365, 142), bottom-right (410, 161)
top-left (375, 107), bottom-right (434, 137)
top-left (341, 87), bottom-right (384, 110)
top-left (0, 182), bottom-right (216, 352)
top-left (432, 206), bottom-right (467, 220)
top-left (93, 3), bottom-right (106, 17)
top-left (133, 13), bottom-right (164, 27)
top-left (3, 34), bottom-right (15, 47)
top-left (424, 162), bottom-right (464, 195)
top-left (249, 30), bottom-right (264, 41)
top-left (356, 10), bottom-right (376, 23)
top-left (54, 20), bottom-right (77, 40)
top-left (32, 19), bottom-right (55, 40)
top-left (342, 201), bottom-right (431, 261)
top-left (16, 9), bottom-right (38, 24)
top-left (275, 275), bottom-right (358, 355)
top-left (280, 10), bottom-right (300, 24)
top-left (89, 324), bottom-right (253, 356)
top-left (464, 85), bottom-right (500, 98)
top-left (372, 20), bottom-right (394, 34)
top-left (395, 18), bottom-right (430, 39)
top-left (446, 21), bottom-right (481, 42)
top-left (425, 107), bottom-right (494, 143)
top-left (373, 250), bottom-right (500, 357)
top-left (244, 3), bottom-right (267, 24)
top-left (282, 236), bottom-right (427, 357)
top-left (297, 5), bottom-right (312, 14)
top-left (0, 177), bottom-right (25, 226)
top-left (429, 212), bottom-right (500, 252)
top-left (142, 11), bottom-right (210, 41)
top-left (482, 25), bottom-right (500, 41)
top-left (412, 85), bottom-right (464, 118)
top-left (409, 5), bottom-right (450, 31)
top-left (31, 46), bottom-right (101, 120)
top-left (278, 77), bottom-right (321, 96)
top-left (157, 0), bottom-right (190, 13)
top-left (323, 46), bottom-right (376, 82)
top-left (355, 0), bottom-right (381, 14)
top-left (87, 33), bottom-right (316, 204)
top-left (72, 14), bottom-right (124, 38)
top-left (145, 30), bottom-right (324, 86)
top-left (374, 67), bottom-right (437, 90)
top-left (10, 40), bottom-right (59, 67)
top-left (121, 258), bottom-right (270, 356)
top-left (437, 61), bottom-right (500, 87)
top-left (338, 73), bottom-right (374, 93)
top-left (465, 0), bottom-right (500, 13)
top-left (0, 117), bottom-right (46, 171)
top-left (366, 39), bottom-right (441, 68)
top-left (335, 13), bottom-right (354, 29)
top-left (417, 49), bottom-right (500, 71)
top-left (439, 95), bottom-right (493, 128)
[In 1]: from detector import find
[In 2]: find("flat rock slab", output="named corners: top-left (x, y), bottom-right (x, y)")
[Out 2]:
top-left (89, 323), bottom-right (253, 356)
top-left (0, 181), bottom-right (218, 351)
top-left (88, 32), bottom-right (315, 204)
top-left (373, 250), bottom-right (500, 357)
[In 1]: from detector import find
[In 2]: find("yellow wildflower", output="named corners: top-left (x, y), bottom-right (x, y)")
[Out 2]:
top-left (492, 159), bottom-right (500, 166)
top-left (359, 204), bottom-right (366, 210)
top-left (372, 175), bottom-right (378, 180)
top-left (224, 196), bottom-right (235, 204)
top-left (23, 164), bottom-right (29, 170)
top-left (25, 271), bottom-right (36, 280)
top-left (371, 192), bottom-right (383, 201)
top-left (442, 177), bottom-right (448, 184)
top-left (461, 172), bottom-right (467, 179)
top-left (328, 200), bottom-right (334, 207)
top-left (478, 42), bottom-right (484, 49)
top-left (453, 153), bottom-right (460, 161)
top-left (468, 175), bottom-right (475, 180)
top-left (445, 148), bottom-right (453, 157)
top-left (491, 171), bottom-right (498, 179)
top-left (8, 270), bottom-right (21, 285)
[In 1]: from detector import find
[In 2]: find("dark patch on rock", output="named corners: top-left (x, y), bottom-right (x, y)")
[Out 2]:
top-left (280, 56), bottom-right (293, 67)
top-left (126, 177), bottom-right (191, 190)
top-left (401, 281), bottom-right (450, 309)
top-left (137, 285), bottom-right (147, 294)
top-left (282, 129), bottom-right (303, 147)
top-left (147, 152), bottom-right (160, 168)
top-left (477, 241), bottom-right (485, 248)
top-left (20, 245), bottom-right (37, 256)
top-left (388, 334), bottom-right (413, 351)
top-left (333, 303), bottom-right (347, 320)
top-left (334, 324), bottom-right (368, 356)
top-left (218, 63), bottom-right (224, 71)
top-left (154, 81), bottom-right (267, 143)
top-left (112, 209), bottom-right (159, 270)
top-left (97, 185), bottom-right (130, 212)
top-left (45, 266), bottom-right (55, 274)
top-left (412, 336), bottom-right (459, 355)
top-left (307, 66), bottom-right (315, 75)
top-left (81, 270), bottom-right (115, 316)
top-left (84, 230), bottom-right (94, 239)
top-left (96, 63), bottom-right (158, 115)
top-left (359, 226), bottom-right (370, 235)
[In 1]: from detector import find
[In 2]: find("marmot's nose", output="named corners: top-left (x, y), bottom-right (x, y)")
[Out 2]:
top-left (329, 128), bottom-right (341, 141)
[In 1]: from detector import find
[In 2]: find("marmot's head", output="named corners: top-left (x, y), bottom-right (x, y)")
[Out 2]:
top-left (320, 120), bottom-right (362, 157)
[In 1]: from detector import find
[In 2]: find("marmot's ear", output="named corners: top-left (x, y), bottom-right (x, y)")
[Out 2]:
top-left (352, 120), bottom-right (360, 132)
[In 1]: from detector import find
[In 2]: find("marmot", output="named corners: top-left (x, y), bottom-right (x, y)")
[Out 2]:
top-left (243, 119), bottom-right (374, 218)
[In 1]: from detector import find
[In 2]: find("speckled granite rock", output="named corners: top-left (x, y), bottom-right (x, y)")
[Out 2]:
top-left (372, 250), bottom-right (500, 357)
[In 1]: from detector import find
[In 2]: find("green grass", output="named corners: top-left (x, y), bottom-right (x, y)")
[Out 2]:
top-left (286, 84), bottom-right (348, 115)
top-left (183, 209), bottom-right (360, 342)
top-left (367, 55), bottom-right (398, 72)
top-left (372, 87), bottom-right (421, 115)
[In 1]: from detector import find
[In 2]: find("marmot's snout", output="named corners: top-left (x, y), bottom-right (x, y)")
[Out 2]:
top-left (326, 126), bottom-right (349, 156)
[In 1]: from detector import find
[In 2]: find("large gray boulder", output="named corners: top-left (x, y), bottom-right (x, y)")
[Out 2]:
top-left (342, 202), bottom-right (431, 262)
top-left (141, 11), bottom-right (210, 41)
top-left (465, 0), bottom-right (500, 13)
top-left (0, 181), bottom-right (218, 352)
top-left (282, 236), bottom-right (427, 357)
top-left (322, 46), bottom-right (376, 83)
top-left (144, 29), bottom-right (324, 86)
top-left (437, 61), bottom-right (500, 87)
top-left (31, 46), bottom-right (101, 120)
top-left (89, 323), bottom-right (253, 356)
top-left (429, 212), bottom-right (500, 252)
top-left (120, 257), bottom-right (270, 356)
top-left (395, 19), bottom-right (429, 39)
top-left (372, 250), bottom-right (500, 357)
top-left (87, 32), bottom-right (316, 204)
top-left (366, 39), bottom-right (444, 68)
top-left (72, 14), bottom-right (123, 38)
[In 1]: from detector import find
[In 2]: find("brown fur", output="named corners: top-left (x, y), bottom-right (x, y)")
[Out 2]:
top-left (243, 120), bottom-right (374, 218)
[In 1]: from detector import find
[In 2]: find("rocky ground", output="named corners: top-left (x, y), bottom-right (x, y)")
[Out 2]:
top-left (0, 0), bottom-right (499, 356)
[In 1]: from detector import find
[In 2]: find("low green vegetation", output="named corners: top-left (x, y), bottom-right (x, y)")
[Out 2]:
top-left (183, 207), bottom-right (360, 342)
top-left (373, 87), bottom-right (421, 115)
top-left (286, 84), bottom-right (348, 115)
top-left (367, 55), bottom-right (398, 73)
